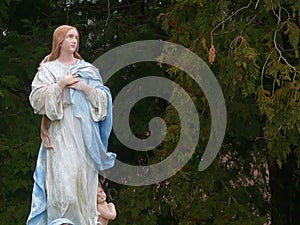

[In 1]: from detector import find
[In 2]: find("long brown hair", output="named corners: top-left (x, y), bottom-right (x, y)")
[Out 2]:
top-left (41, 25), bottom-right (83, 64)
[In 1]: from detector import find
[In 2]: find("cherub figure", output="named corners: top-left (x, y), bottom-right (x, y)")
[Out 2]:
top-left (97, 183), bottom-right (117, 225)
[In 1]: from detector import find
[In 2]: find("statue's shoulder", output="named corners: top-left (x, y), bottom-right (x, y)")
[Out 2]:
top-left (38, 60), bottom-right (58, 71)
top-left (79, 59), bottom-right (97, 69)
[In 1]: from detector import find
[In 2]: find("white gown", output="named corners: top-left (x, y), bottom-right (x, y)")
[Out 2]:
top-left (28, 59), bottom-right (114, 225)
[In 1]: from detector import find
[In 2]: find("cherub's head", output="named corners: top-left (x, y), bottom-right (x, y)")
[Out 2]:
top-left (97, 184), bottom-right (107, 203)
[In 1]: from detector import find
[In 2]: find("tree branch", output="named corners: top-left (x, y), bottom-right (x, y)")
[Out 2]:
top-left (254, 0), bottom-right (261, 9)
top-left (272, 6), bottom-right (299, 77)
top-left (210, 0), bottom-right (252, 46)
top-left (0, 110), bottom-right (25, 119)
top-left (261, 50), bottom-right (274, 88)
top-left (105, 0), bottom-right (111, 26)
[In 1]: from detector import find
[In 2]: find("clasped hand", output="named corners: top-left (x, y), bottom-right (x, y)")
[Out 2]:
top-left (59, 71), bottom-right (92, 95)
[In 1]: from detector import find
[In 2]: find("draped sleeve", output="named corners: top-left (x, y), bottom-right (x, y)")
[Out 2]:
top-left (86, 86), bottom-right (108, 122)
top-left (29, 65), bottom-right (64, 121)
top-left (68, 61), bottom-right (109, 122)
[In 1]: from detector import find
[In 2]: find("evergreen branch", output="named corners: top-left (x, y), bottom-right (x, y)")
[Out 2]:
top-left (272, 73), bottom-right (276, 94)
top-left (292, 71), bottom-right (297, 81)
top-left (255, 136), bottom-right (272, 142)
top-left (208, 0), bottom-right (253, 64)
top-left (220, 179), bottom-right (238, 205)
top-left (254, 0), bottom-right (260, 9)
top-left (272, 7), bottom-right (299, 77)
top-left (210, 0), bottom-right (253, 46)
top-left (0, 110), bottom-right (24, 119)
top-left (104, 0), bottom-right (144, 12)
top-left (273, 32), bottom-right (299, 75)
top-left (105, 0), bottom-right (111, 26)
top-left (261, 50), bottom-right (274, 88)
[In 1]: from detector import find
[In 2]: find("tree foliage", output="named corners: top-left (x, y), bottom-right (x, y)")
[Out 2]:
top-left (115, 0), bottom-right (299, 224)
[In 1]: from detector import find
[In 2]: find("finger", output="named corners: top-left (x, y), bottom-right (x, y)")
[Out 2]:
top-left (44, 137), bottom-right (54, 150)
top-left (70, 79), bottom-right (81, 86)
top-left (46, 145), bottom-right (54, 150)
top-left (71, 71), bottom-right (79, 76)
top-left (44, 142), bottom-right (51, 148)
top-left (66, 83), bottom-right (78, 89)
top-left (72, 76), bottom-right (81, 80)
top-left (75, 78), bottom-right (81, 82)
top-left (66, 84), bottom-right (74, 89)
top-left (66, 78), bottom-right (80, 85)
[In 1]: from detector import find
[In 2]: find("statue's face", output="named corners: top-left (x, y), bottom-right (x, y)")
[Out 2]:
top-left (60, 29), bottom-right (78, 54)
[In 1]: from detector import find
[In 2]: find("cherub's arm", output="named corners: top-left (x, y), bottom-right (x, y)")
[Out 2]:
top-left (98, 202), bottom-right (116, 220)
top-left (41, 115), bottom-right (53, 149)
